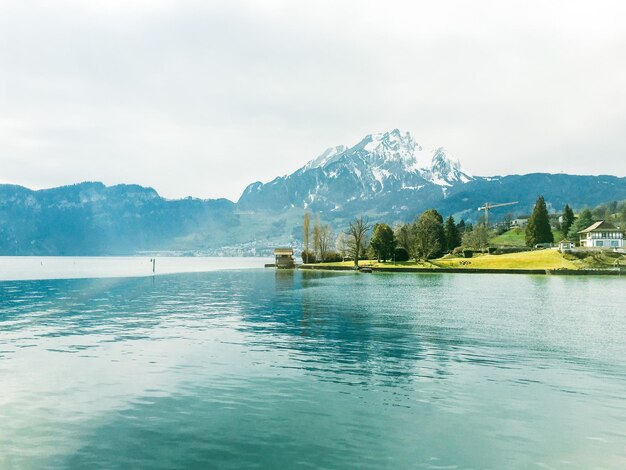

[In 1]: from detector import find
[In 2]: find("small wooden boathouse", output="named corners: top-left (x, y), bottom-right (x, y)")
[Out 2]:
top-left (274, 248), bottom-right (295, 269)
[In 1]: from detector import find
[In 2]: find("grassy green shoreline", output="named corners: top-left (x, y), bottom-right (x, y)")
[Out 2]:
top-left (299, 265), bottom-right (623, 276)
top-left (300, 249), bottom-right (625, 276)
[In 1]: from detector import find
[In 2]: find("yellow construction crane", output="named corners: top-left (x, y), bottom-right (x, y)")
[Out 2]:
top-left (477, 201), bottom-right (518, 226)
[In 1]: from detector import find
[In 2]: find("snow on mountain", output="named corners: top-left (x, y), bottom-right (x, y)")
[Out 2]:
top-left (297, 129), bottom-right (472, 188)
top-left (238, 129), bottom-right (474, 212)
top-left (424, 147), bottom-right (472, 186)
top-left (303, 145), bottom-right (347, 170)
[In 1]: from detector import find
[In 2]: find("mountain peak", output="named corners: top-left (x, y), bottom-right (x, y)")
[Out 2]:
top-left (298, 129), bottom-right (472, 178)
top-left (292, 129), bottom-right (474, 188)
top-left (426, 147), bottom-right (471, 186)
top-left (358, 129), bottom-right (420, 160)
top-left (303, 145), bottom-right (347, 170)
top-left (431, 147), bottom-right (460, 172)
top-left (239, 129), bottom-right (474, 210)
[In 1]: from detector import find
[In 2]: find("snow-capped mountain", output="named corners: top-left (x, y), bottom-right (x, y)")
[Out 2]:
top-left (3, 136), bottom-right (626, 254)
top-left (425, 147), bottom-right (471, 186)
top-left (238, 129), bottom-right (473, 214)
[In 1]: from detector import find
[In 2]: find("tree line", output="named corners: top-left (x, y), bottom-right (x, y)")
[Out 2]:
top-left (525, 197), bottom-right (626, 246)
top-left (302, 209), bottom-right (471, 267)
top-left (302, 196), bottom-right (626, 266)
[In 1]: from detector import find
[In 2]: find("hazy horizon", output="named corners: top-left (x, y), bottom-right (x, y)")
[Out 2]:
top-left (2, 0), bottom-right (626, 200)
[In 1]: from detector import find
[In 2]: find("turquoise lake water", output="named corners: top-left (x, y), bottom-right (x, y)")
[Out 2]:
top-left (1, 267), bottom-right (625, 469)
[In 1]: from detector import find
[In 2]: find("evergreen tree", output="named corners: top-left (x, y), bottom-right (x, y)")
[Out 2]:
top-left (369, 223), bottom-right (396, 262)
top-left (457, 219), bottom-right (466, 234)
top-left (444, 216), bottom-right (461, 251)
top-left (561, 204), bottom-right (575, 238)
top-left (393, 246), bottom-right (410, 261)
top-left (525, 196), bottom-right (554, 247)
top-left (567, 208), bottom-right (594, 239)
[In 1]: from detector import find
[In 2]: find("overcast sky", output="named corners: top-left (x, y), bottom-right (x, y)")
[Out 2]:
top-left (1, 0), bottom-right (625, 201)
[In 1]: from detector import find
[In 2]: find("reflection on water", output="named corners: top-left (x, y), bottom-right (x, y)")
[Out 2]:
top-left (1, 270), bottom-right (626, 469)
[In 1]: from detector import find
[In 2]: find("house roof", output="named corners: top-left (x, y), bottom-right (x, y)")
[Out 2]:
top-left (577, 220), bottom-right (621, 233)
top-left (558, 239), bottom-right (574, 243)
top-left (274, 248), bottom-right (294, 255)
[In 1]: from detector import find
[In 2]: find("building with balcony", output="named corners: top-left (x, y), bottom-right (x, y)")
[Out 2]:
top-left (578, 221), bottom-right (624, 249)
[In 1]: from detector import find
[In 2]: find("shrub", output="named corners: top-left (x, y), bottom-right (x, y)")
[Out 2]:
top-left (301, 250), bottom-right (316, 264)
top-left (568, 251), bottom-right (592, 260)
top-left (451, 246), bottom-right (463, 256)
top-left (322, 251), bottom-right (342, 262)
top-left (491, 246), bottom-right (532, 255)
top-left (487, 247), bottom-right (497, 254)
top-left (394, 246), bottom-right (410, 262)
top-left (463, 249), bottom-right (473, 258)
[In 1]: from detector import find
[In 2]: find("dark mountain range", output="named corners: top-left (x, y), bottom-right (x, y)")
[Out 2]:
top-left (2, 129), bottom-right (626, 255)
top-left (0, 182), bottom-right (238, 255)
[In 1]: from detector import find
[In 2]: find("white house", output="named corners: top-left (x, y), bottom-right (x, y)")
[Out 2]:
top-left (511, 218), bottom-right (529, 228)
top-left (578, 221), bottom-right (624, 249)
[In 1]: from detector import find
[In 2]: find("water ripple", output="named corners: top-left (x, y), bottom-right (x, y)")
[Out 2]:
top-left (1, 269), bottom-right (626, 468)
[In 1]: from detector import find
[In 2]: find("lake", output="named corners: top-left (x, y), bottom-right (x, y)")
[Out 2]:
top-left (1, 263), bottom-right (625, 468)
top-left (0, 256), bottom-right (272, 281)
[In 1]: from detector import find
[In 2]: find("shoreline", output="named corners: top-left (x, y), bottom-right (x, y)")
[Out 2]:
top-left (298, 264), bottom-right (624, 276)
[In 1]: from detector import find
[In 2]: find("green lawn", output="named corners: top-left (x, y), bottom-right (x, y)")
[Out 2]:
top-left (490, 228), bottom-right (526, 246)
top-left (309, 248), bottom-right (581, 271)
top-left (311, 260), bottom-right (433, 269)
top-left (436, 249), bottom-right (578, 270)
top-left (490, 228), bottom-right (563, 246)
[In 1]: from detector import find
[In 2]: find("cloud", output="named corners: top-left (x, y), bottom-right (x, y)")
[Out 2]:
top-left (1, 0), bottom-right (625, 200)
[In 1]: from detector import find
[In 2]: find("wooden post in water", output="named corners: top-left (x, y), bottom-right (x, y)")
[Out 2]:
top-left (152, 258), bottom-right (156, 274)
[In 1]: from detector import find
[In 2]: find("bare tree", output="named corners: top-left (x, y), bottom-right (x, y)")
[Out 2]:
top-left (313, 214), bottom-right (321, 260)
top-left (318, 224), bottom-right (333, 261)
top-left (393, 223), bottom-right (417, 261)
top-left (346, 217), bottom-right (371, 268)
top-left (303, 211), bottom-right (311, 262)
top-left (502, 212), bottom-right (513, 229)
top-left (462, 224), bottom-right (491, 252)
top-left (335, 232), bottom-right (348, 259)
